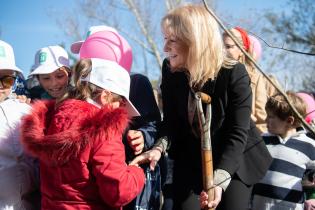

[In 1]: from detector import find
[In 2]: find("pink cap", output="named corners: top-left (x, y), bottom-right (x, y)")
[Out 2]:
top-left (249, 35), bottom-right (262, 61)
top-left (79, 31), bottom-right (132, 73)
top-left (70, 25), bottom-right (118, 54)
top-left (297, 92), bottom-right (315, 123)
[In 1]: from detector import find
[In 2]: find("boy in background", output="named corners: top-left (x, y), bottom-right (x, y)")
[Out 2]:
top-left (252, 91), bottom-right (315, 210)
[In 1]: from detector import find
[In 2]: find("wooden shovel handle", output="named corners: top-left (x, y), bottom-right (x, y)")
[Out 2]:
top-left (202, 150), bottom-right (215, 210)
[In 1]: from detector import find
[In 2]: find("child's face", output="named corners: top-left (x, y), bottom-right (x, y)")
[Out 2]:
top-left (98, 90), bottom-right (126, 109)
top-left (266, 110), bottom-right (290, 137)
top-left (0, 70), bottom-right (16, 102)
top-left (38, 68), bottom-right (69, 99)
top-left (223, 35), bottom-right (243, 60)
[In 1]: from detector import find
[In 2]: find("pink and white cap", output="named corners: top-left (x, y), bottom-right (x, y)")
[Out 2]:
top-left (80, 58), bottom-right (140, 117)
top-left (296, 92), bottom-right (315, 124)
top-left (249, 35), bottom-right (262, 61)
top-left (79, 30), bottom-right (132, 73)
top-left (0, 40), bottom-right (22, 73)
top-left (71, 25), bottom-right (118, 54)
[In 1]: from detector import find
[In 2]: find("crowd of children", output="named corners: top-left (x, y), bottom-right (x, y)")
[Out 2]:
top-left (0, 3), bottom-right (314, 210)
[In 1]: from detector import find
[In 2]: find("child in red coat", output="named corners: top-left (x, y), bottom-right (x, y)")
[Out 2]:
top-left (21, 58), bottom-right (145, 210)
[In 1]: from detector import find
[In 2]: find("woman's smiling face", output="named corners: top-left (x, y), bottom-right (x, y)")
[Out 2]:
top-left (163, 33), bottom-right (188, 72)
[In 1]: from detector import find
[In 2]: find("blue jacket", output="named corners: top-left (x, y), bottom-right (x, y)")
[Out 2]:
top-left (124, 73), bottom-right (161, 210)
top-left (124, 73), bottom-right (161, 160)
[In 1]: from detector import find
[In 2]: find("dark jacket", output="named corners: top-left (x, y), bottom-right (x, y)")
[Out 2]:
top-left (124, 73), bottom-right (161, 161)
top-left (124, 73), bottom-right (162, 210)
top-left (160, 59), bottom-right (272, 196)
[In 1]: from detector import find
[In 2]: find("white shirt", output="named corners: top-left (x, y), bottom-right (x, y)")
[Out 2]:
top-left (0, 99), bottom-right (37, 209)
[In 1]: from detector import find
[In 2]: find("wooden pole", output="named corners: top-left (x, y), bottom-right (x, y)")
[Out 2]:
top-left (196, 92), bottom-right (214, 210)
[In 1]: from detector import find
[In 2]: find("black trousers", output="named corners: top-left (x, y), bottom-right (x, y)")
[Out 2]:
top-left (163, 175), bottom-right (252, 210)
top-left (217, 176), bottom-right (252, 210)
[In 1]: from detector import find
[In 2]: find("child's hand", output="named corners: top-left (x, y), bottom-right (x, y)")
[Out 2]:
top-left (127, 130), bottom-right (144, 155)
top-left (16, 94), bottom-right (31, 104)
top-left (302, 169), bottom-right (315, 187)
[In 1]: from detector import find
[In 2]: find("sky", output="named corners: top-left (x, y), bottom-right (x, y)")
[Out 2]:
top-left (0, 0), bottom-right (76, 75)
top-left (0, 0), bottom-right (288, 79)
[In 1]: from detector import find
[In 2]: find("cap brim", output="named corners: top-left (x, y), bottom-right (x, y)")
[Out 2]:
top-left (0, 64), bottom-right (23, 73)
top-left (30, 64), bottom-right (63, 76)
top-left (71, 41), bottom-right (84, 54)
top-left (125, 99), bottom-right (140, 117)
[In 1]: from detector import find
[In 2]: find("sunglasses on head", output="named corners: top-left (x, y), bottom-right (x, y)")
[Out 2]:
top-left (0, 75), bottom-right (16, 88)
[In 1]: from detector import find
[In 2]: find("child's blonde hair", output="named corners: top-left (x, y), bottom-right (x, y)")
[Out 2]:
top-left (266, 91), bottom-right (307, 127)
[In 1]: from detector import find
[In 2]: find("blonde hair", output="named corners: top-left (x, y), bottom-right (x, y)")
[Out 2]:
top-left (161, 4), bottom-right (235, 89)
top-left (266, 91), bottom-right (307, 127)
top-left (58, 59), bottom-right (122, 104)
top-left (223, 28), bottom-right (256, 76)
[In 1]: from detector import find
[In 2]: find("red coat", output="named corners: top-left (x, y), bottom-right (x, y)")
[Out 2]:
top-left (21, 99), bottom-right (145, 210)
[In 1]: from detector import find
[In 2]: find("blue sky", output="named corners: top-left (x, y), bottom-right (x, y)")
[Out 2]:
top-left (1, 0), bottom-right (288, 79)
top-left (0, 0), bottom-right (75, 75)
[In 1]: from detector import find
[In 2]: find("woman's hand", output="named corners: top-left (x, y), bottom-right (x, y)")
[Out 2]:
top-left (129, 147), bottom-right (162, 170)
top-left (200, 186), bottom-right (223, 209)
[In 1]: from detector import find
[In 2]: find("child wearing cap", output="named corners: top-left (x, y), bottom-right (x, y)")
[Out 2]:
top-left (73, 27), bottom-right (162, 210)
top-left (0, 40), bottom-right (39, 209)
top-left (28, 45), bottom-right (71, 100)
top-left (21, 58), bottom-right (145, 210)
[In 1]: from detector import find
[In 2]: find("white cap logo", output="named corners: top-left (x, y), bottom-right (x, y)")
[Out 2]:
top-left (39, 52), bottom-right (47, 64)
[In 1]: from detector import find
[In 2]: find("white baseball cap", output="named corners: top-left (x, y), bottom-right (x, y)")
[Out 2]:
top-left (0, 40), bottom-right (22, 73)
top-left (81, 58), bottom-right (140, 117)
top-left (30, 45), bottom-right (70, 76)
top-left (71, 25), bottom-right (118, 54)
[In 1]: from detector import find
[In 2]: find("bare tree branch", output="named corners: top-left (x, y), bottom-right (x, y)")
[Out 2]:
top-left (249, 32), bottom-right (315, 56)
top-left (123, 0), bottom-right (163, 69)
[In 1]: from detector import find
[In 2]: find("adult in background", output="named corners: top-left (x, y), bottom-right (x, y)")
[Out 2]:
top-left (223, 27), bottom-right (269, 133)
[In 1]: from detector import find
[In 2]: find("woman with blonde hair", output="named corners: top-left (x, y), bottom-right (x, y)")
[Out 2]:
top-left (21, 58), bottom-right (145, 209)
top-left (131, 4), bottom-right (272, 210)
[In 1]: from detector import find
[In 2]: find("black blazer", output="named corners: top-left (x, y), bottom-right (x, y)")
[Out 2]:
top-left (160, 59), bottom-right (272, 192)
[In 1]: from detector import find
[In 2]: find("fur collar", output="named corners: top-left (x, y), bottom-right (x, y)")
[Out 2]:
top-left (21, 99), bottom-right (129, 165)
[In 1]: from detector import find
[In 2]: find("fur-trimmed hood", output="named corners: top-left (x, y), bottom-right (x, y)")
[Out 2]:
top-left (21, 99), bottom-right (129, 165)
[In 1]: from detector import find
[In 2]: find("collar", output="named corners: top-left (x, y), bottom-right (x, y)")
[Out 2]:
top-left (264, 128), bottom-right (306, 144)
